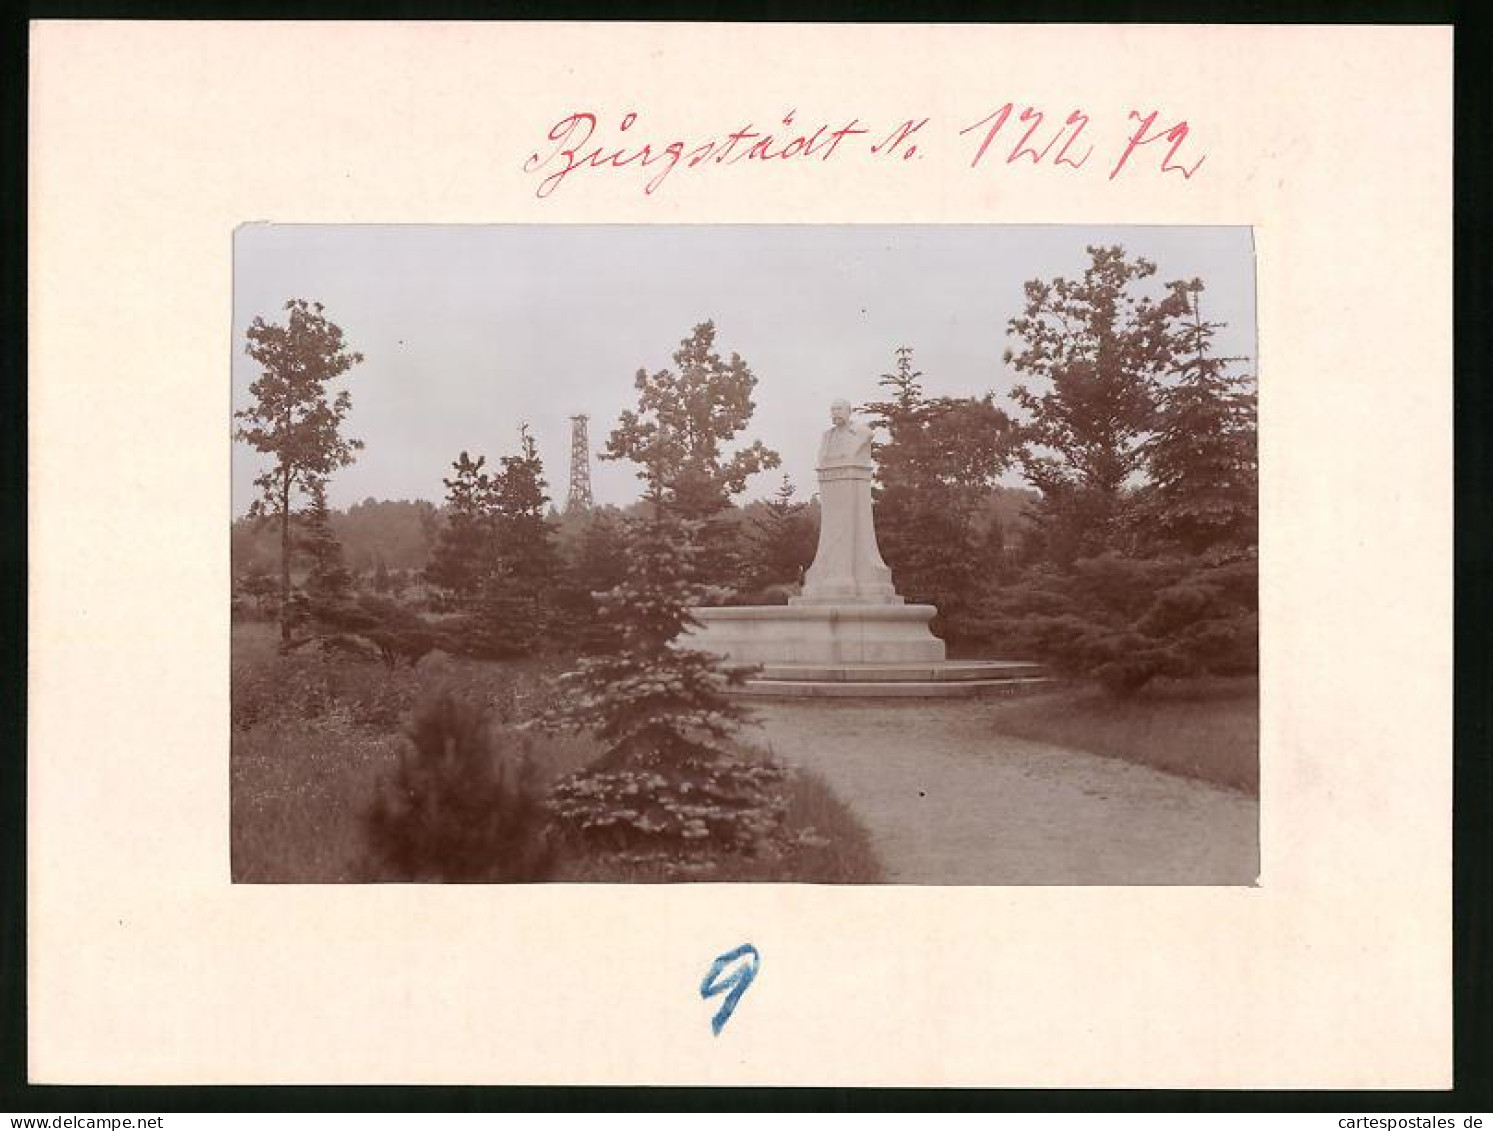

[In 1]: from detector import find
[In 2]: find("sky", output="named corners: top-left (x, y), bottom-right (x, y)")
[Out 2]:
top-left (231, 225), bottom-right (1256, 516)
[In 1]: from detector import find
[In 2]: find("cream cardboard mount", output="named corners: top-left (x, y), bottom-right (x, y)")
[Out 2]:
top-left (24, 22), bottom-right (1452, 1088)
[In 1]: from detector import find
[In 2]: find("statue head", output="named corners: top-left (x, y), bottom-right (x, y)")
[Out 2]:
top-left (830, 398), bottom-right (852, 426)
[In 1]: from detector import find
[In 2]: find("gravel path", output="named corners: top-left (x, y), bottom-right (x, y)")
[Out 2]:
top-left (747, 700), bottom-right (1259, 885)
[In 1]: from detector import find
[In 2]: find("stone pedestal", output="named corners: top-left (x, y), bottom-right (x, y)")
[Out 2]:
top-left (793, 464), bottom-right (899, 605)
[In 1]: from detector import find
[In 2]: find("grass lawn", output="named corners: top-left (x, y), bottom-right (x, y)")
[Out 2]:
top-left (231, 621), bottom-right (884, 883)
top-left (983, 677), bottom-right (1259, 795)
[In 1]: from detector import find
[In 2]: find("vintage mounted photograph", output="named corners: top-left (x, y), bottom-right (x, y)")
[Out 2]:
top-left (231, 224), bottom-right (1259, 885)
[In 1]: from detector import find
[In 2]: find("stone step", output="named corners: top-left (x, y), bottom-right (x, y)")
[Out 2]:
top-left (755, 660), bottom-right (1045, 683)
top-left (736, 677), bottom-right (1057, 700)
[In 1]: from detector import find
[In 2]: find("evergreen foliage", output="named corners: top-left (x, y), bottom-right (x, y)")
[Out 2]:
top-left (1137, 280), bottom-right (1258, 558)
top-left (976, 554), bottom-right (1257, 696)
top-left (425, 428), bottom-right (562, 658)
top-left (743, 475), bottom-right (816, 595)
top-left (863, 347), bottom-right (1015, 640)
top-left (473, 424), bottom-right (562, 655)
top-left (363, 691), bottom-right (556, 882)
top-left (552, 506), bottom-right (631, 652)
top-left (542, 499), bottom-right (784, 860)
top-left (987, 249), bottom-right (1259, 695)
top-left (306, 594), bottom-right (444, 668)
top-left (424, 451), bottom-right (496, 602)
top-left (493, 425), bottom-right (561, 593)
top-left (300, 487), bottom-right (353, 601)
top-left (545, 509), bottom-right (756, 766)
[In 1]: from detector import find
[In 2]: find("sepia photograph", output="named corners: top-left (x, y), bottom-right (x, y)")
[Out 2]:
top-left (230, 224), bottom-right (1260, 886)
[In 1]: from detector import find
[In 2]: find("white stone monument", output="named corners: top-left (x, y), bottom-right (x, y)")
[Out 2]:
top-left (794, 399), bottom-right (898, 605)
top-left (687, 400), bottom-right (946, 666)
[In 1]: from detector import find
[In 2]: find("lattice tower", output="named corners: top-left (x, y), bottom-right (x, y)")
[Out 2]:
top-left (566, 414), bottom-right (593, 512)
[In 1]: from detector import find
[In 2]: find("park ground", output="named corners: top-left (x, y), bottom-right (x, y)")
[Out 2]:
top-left (231, 623), bottom-right (1258, 885)
top-left (749, 681), bottom-right (1258, 885)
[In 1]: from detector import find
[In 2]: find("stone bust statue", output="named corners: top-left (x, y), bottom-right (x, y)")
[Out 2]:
top-left (817, 398), bottom-right (874, 469)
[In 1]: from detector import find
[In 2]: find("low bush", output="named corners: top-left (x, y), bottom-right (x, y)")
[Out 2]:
top-left (974, 552), bottom-right (1257, 697)
top-left (362, 691), bottom-right (557, 882)
top-left (309, 594), bottom-right (445, 667)
top-left (232, 640), bottom-right (415, 731)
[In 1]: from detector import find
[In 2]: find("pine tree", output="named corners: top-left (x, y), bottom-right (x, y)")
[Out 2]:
top-left (541, 321), bottom-right (791, 863)
top-left (363, 692), bottom-right (556, 881)
top-left (492, 424), bottom-right (561, 598)
top-left (425, 451), bottom-right (497, 603)
top-left (974, 551), bottom-right (1257, 696)
top-left (300, 487), bottom-right (353, 601)
top-left (978, 256), bottom-right (1258, 696)
top-left (472, 425), bottom-right (561, 657)
top-left (547, 509), bottom-right (752, 763)
top-left (1139, 280), bottom-right (1258, 558)
top-left (862, 347), bottom-right (1014, 639)
top-left (554, 506), bottom-right (630, 652)
top-left (745, 476), bottom-right (816, 594)
top-left (571, 507), bottom-right (629, 596)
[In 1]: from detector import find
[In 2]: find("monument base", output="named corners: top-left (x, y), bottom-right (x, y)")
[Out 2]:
top-left (685, 603), bottom-right (946, 665)
top-left (684, 605), bottom-right (1052, 698)
top-left (734, 660), bottom-right (1051, 699)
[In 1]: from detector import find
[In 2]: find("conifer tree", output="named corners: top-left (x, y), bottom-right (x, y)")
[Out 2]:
top-left (745, 476), bottom-right (816, 593)
top-left (554, 506), bottom-right (630, 652)
top-left (543, 508), bottom-right (784, 858)
top-left (863, 347), bottom-right (1014, 639)
top-left (474, 425), bottom-right (561, 656)
top-left (491, 424), bottom-right (561, 598)
top-left (425, 451), bottom-right (496, 603)
top-left (1139, 280), bottom-right (1258, 559)
top-left (300, 487), bottom-right (353, 601)
top-left (544, 323), bottom-right (790, 860)
top-left (979, 254), bottom-right (1259, 695)
top-left (363, 692), bottom-right (556, 881)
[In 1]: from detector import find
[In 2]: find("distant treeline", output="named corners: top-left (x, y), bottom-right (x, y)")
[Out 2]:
top-left (233, 497), bottom-right (437, 575)
top-left (230, 487), bottom-right (1038, 581)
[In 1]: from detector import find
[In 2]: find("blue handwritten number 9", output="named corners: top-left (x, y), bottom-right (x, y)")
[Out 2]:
top-left (700, 944), bottom-right (760, 1036)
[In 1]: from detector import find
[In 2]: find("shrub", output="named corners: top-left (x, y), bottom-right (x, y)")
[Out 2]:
top-left (309, 594), bottom-right (444, 668)
top-left (362, 691), bottom-right (557, 882)
top-left (974, 551), bottom-right (1257, 697)
top-left (437, 591), bottom-right (546, 661)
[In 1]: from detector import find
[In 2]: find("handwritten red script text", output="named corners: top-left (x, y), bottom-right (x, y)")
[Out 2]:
top-left (522, 107), bottom-right (1206, 199)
